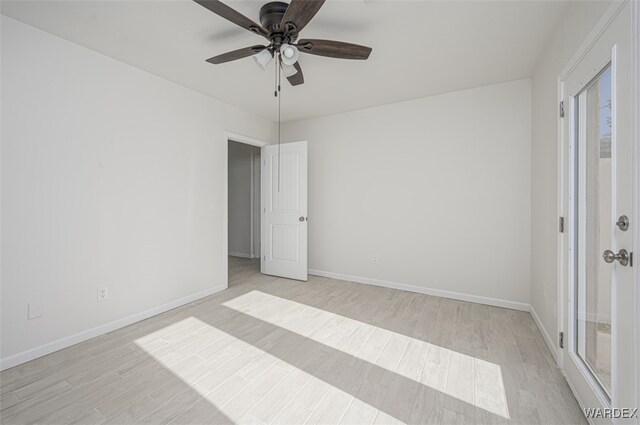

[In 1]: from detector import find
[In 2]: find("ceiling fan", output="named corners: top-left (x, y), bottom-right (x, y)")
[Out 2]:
top-left (194, 0), bottom-right (373, 86)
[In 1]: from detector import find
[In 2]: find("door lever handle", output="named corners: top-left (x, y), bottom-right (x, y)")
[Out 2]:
top-left (603, 249), bottom-right (631, 266)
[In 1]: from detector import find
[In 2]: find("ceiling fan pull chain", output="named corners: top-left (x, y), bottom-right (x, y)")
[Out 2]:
top-left (277, 53), bottom-right (282, 192)
top-left (274, 53), bottom-right (278, 98)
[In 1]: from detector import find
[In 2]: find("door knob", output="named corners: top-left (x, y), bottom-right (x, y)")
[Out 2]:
top-left (602, 249), bottom-right (631, 266)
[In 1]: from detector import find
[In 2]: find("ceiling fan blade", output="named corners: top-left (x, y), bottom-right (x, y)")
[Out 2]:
top-left (280, 0), bottom-right (326, 33)
top-left (206, 45), bottom-right (267, 64)
top-left (194, 0), bottom-right (268, 38)
top-left (287, 62), bottom-right (304, 86)
top-left (297, 39), bottom-right (372, 60)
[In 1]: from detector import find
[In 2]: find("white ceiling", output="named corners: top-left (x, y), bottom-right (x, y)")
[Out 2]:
top-left (1, 0), bottom-right (569, 122)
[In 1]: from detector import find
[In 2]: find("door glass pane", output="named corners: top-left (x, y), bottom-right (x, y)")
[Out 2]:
top-left (575, 64), bottom-right (612, 397)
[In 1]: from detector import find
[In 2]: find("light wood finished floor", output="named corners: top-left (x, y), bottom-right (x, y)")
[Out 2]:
top-left (1, 257), bottom-right (586, 425)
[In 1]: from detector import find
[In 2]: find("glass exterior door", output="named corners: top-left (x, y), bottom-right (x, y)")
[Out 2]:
top-left (561, 2), bottom-right (636, 415)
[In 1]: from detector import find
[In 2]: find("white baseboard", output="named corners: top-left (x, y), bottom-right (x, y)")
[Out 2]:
top-left (0, 283), bottom-right (227, 371)
top-left (229, 251), bottom-right (254, 259)
top-left (308, 269), bottom-right (530, 312)
top-left (530, 305), bottom-right (559, 364)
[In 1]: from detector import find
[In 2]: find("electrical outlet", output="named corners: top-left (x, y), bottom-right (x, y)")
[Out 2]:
top-left (372, 254), bottom-right (378, 264)
top-left (28, 303), bottom-right (43, 320)
top-left (97, 287), bottom-right (109, 302)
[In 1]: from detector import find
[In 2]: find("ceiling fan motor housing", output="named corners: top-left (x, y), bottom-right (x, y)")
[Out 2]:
top-left (259, 2), bottom-right (290, 35)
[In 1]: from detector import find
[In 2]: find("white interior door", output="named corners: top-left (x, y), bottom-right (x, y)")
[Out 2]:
top-left (561, 2), bottom-right (636, 420)
top-left (261, 141), bottom-right (308, 281)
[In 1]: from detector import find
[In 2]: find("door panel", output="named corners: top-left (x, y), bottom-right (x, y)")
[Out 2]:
top-left (261, 141), bottom-right (308, 281)
top-left (271, 224), bottom-right (300, 262)
top-left (270, 151), bottom-right (301, 211)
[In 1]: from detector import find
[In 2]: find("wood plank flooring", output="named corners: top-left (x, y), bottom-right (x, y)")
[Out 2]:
top-left (0, 257), bottom-right (586, 424)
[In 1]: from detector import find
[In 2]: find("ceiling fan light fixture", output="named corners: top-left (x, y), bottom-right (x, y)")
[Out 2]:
top-left (253, 48), bottom-right (273, 70)
top-left (280, 44), bottom-right (299, 66)
top-left (281, 63), bottom-right (298, 78)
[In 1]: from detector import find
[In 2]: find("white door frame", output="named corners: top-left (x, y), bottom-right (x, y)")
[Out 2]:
top-left (252, 151), bottom-right (262, 258)
top-left (631, 1), bottom-right (640, 410)
top-left (557, 0), bottom-right (638, 416)
top-left (224, 131), bottom-right (267, 286)
top-left (633, 0), bottom-right (640, 413)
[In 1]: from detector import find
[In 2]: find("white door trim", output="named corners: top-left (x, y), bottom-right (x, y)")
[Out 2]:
top-left (224, 131), bottom-right (268, 286)
top-left (558, 2), bottom-right (629, 82)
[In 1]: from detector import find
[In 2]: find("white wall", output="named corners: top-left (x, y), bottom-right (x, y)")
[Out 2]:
top-left (283, 79), bottom-right (532, 309)
top-left (228, 141), bottom-right (255, 258)
top-left (530, 0), bottom-right (612, 357)
top-left (0, 17), bottom-right (274, 366)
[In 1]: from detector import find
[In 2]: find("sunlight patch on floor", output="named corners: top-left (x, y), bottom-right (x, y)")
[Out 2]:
top-left (223, 290), bottom-right (510, 419)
